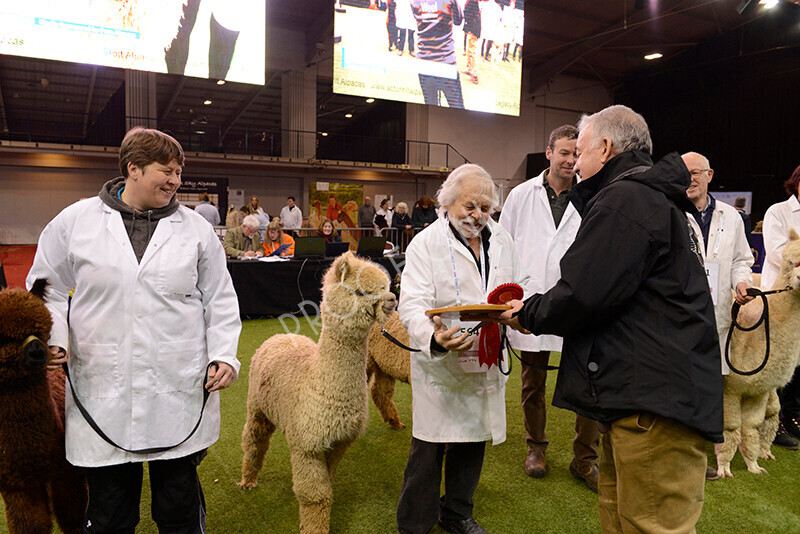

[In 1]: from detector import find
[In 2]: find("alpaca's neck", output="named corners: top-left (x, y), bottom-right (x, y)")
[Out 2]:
top-left (0, 375), bottom-right (56, 426)
top-left (314, 325), bottom-right (371, 395)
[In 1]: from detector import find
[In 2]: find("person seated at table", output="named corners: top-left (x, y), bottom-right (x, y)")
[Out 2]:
top-left (318, 218), bottom-right (342, 243)
top-left (224, 215), bottom-right (262, 258)
top-left (262, 218), bottom-right (296, 256)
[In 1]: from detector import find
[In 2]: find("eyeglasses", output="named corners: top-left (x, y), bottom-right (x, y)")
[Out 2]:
top-left (690, 169), bottom-right (710, 177)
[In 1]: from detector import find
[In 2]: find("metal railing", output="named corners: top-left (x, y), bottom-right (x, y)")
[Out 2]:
top-left (0, 106), bottom-right (469, 169)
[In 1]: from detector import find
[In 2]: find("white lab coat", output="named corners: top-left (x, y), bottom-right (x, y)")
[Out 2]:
top-left (280, 205), bottom-right (303, 230)
top-left (396, 0), bottom-right (416, 31)
top-left (499, 170), bottom-right (581, 352)
top-left (26, 198), bottom-right (242, 467)
top-left (688, 200), bottom-right (754, 374)
top-left (398, 216), bottom-right (530, 445)
top-left (761, 195), bottom-right (800, 291)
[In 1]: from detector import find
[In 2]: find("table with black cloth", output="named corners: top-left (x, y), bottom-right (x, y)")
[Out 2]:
top-left (227, 255), bottom-right (405, 318)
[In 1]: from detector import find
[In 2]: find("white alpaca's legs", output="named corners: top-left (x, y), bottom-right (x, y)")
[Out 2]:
top-left (291, 449), bottom-right (333, 534)
top-left (759, 389), bottom-right (780, 461)
top-left (239, 410), bottom-right (276, 489)
top-left (740, 394), bottom-right (769, 474)
top-left (325, 440), bottom-right (354, 480)
top-left (716, 392), bottom-right (741, 478)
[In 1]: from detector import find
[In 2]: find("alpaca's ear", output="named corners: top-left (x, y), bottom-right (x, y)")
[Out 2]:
top-left (789, 228), bottom-right (800, 242)
top-left (29, 278), bottom-right (48, 301)
top-left (336, 252), bottom-right (353, 282)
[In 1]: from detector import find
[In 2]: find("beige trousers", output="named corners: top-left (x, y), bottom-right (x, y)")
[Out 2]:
top-left (598, 413), bottom-right (707, 534)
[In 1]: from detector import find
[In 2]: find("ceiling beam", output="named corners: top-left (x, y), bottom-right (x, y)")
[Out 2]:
top-left (221, 71), bottom-right (281, 140)
top-left (159, 77), bottom-right (186, 128)
top-left (528, 0), bottom-right (694, 92)
top-left (81, 66), bottom-right (97, 138)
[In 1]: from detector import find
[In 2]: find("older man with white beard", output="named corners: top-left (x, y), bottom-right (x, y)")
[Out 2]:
top-left (397, 163), bottom-right (529, 534)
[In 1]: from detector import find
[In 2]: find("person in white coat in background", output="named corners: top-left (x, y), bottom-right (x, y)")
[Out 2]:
top-left (499, 125), bottom-right (600, 492)
top-left (397, 163), bottom-right (529, 534)
top-left (27, 127), bottom-right (241, 534)
top-left (761, 163), bottom-right (800, 450)
top-left (682, 151), bottom-right (757, 470)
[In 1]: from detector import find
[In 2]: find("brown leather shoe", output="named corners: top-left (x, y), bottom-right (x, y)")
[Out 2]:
top-left (569, 459), bottom-right (599, 493)
top-left (524, 449), bottom-right (546, 478)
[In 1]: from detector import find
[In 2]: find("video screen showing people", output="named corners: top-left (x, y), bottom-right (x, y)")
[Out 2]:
top-left (333, 0), bottom-right (523, 116)
top-left (0, 0), bottom-right (265, 85)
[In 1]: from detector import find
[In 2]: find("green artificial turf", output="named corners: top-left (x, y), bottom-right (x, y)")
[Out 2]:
top-left (3, 317), bottom-right (800, 533)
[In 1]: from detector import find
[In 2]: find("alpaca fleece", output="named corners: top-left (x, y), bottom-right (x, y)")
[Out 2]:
top-left (240, 252), bottom-right (397, 533)
top-left (0, 283), bottom-right (87, 534)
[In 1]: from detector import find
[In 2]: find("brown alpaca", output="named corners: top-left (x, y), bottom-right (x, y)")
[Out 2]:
top-left (366, 312), bottom-right (411, 430)
top-left (714, 229), bottom-right (800, 478)
top-left (0, 280), bottom-right (87, 534)
top-left (240, 253), bottom-right (397, 533)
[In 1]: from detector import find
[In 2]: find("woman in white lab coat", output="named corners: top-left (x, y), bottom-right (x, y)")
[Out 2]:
top-left (396, 164), bottom-right (529, 534)
top-left (761, 163), bottom-right (800, 446)
top-left (27, 128), bottom-right (241, 534)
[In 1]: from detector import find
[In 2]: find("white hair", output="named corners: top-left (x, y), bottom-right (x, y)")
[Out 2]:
top-left (682, 151), bottom-right (711, 170)
top-left (578, 105), bottom-right (653, 155)
top-left (242, 215), bottom-right (260, 228)
top-left (436, 163), bottom-right (499, 212)
top-left (395, 202), bottom-right (408, 212)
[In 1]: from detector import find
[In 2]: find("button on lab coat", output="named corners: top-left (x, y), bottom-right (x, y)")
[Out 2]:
top-left (27, 198), bottom-right (241, 467)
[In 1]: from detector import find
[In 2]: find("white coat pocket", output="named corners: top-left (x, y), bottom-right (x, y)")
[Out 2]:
top-left (157, 243), bottom-right (199, 297)
top-left (156, 339), bottom-right (204, 393)
top-left (72, 343), bottom-right (121, 398)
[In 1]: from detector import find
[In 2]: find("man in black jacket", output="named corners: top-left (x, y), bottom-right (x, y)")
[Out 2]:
top-left (493, 105), bottom-right (722, 533)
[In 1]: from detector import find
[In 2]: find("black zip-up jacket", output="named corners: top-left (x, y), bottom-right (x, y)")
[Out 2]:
top-left (517, 150), bottom-right (723, 443)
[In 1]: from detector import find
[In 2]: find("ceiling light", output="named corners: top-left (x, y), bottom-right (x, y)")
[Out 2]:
top-left (204, 99), bottom-right (212, 105)
top-left (644, 52), bottom-right (663, 60)
top-left (759, 0), bottom-right (778, 7)
top-left (321, 132), bottom-right (329, 137)
top-left (345, 113), bottom-right (353, 118)
top-left (195, 130), bottom-right (206, 135)
top-left (366, 98), bottom-right (375, 103)
top-left (216, 79), bottom-right (226, 85)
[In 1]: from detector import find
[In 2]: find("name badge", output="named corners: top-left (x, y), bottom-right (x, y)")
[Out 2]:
top-left (705, 262), bottom-right (720, 305)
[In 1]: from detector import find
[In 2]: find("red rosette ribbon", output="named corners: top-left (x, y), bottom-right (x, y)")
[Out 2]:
top-left (487, 283), bottom-right (524, 305)
top-left (478, 283), bottom-right (523, 368)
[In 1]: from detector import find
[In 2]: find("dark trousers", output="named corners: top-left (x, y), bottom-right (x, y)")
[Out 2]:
top-left (387, 21), bottom-right (398, 50)
top-left (84, 452), bottom-right (206, 534)
top-left (397, 438), bottom-right (485, 534)
top-left (398, 29), bottom-right (415, 52)
top-left (521, 351), bottom-right (599, 466)
top-left (418, 73), bottom-right (464, 109)
top-left (780, 365), bottom-right (800, 418)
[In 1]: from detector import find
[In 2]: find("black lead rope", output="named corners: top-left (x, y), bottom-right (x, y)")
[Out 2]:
top-left (381, 327), bottom-right (421, 352)
top-left (724, 286), bottom-right (791, 376)
top-left (66, 291), bottom-right (216, 454)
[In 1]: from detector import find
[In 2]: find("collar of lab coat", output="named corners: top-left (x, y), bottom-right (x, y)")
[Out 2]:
top-left (100, 201), bottom-right (181, 271)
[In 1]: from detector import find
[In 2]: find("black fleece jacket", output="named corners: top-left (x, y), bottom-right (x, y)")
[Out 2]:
top-left (517, 151), bottom-right (723, 443)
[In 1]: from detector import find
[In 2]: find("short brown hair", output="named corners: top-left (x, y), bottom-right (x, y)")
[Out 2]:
top-left (784, 164), bottom-right (800, 197)
top-left (548, 125), bottom-right (578, 150)
top-left (119, 127), bottom-right (184, 178)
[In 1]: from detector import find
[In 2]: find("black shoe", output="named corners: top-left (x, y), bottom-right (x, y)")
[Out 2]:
top-left (773, 424), bottom-right (800, 450)
top-left (782, 416), bottom-right (800, 441)
top-left (438, 517), bottom-right (488, 534)
top-left (705, 465), bottom-right (720, 481)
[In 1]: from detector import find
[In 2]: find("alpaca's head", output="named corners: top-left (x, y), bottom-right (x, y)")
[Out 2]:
top-left (320, 252), bottom-right (396, 332)
top-left (0, 279), bottom-right (52, 384)
top-left (780, 228), bottom-right (800, 291)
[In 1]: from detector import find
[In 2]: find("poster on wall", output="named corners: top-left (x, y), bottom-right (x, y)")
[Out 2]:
top-left (309, 182), bottom-right (364, 233)
top-left (178, 177), bottom-right (228, 223)
top-left (0, 0), bottom-right (266, 84)
top-left (333, 0), bottom-right (524, 116)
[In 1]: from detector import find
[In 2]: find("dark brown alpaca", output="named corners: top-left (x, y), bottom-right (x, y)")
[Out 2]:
top-left (0, 280), bottom-right (87, 534)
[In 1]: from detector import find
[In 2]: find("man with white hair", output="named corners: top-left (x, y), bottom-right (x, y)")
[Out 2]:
top-left (495, 105), bottom-right (723, 533)
top-left (397, 163), bottom-right (529, 534)
top-left (223, 214), bottom-right (262, 258)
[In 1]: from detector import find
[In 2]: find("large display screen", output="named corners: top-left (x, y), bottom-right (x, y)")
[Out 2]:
top-left (0, 0), bottom-right (265, 85)
top-left (333, 0), bottom-right (523, 116)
